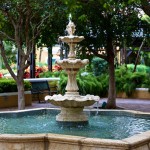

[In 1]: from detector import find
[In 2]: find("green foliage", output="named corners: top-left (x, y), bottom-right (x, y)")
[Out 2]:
top-left (0, 79), bottom-right (31, 93)
top-left (36, 62), bottom-right (47, 67)
top-left (127, 64), bottom-right (150, 73)
top-left (141, 14), bottom-right (150, 24)
top-left (39, 70), bottom-right (67, 94)
top-left (24, 81), bottom-right (32, 91)
top-left (77, 71), bottom-right (102, 96)
top-left (39, 64), bottom-right (150, 97)
top-left (39, 71), bottom-right (61, 78)
top-left (0, 69), bottom-right (9, 75)
top-left (58, 70), bottom-right (102, 96)
top-left (123, 72), bottom-right (147, 96)
top-left (58, 71), bottom-right (67, 94)
top-left (72, 0), bottom-right (143, 52)
top-left (39, 71), bottom-right (55, 78)
top-left (115, 65), bottom-right (150, 96)
top-left (92, 57), bottom-right (108, 76)
top-left (41, 69), bottom-right (103, 96)
top-left (96, 74), bottom-right (109, 97)
top-left (141, 73), bottom-right (150, 90)
top-left (2, 41), bottom-right (17, 68)
top-left (143, 52), bottom-right (150, 67)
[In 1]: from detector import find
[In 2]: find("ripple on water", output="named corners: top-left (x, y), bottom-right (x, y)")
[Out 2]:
top-left (0, 111), bottom-right (149, 140)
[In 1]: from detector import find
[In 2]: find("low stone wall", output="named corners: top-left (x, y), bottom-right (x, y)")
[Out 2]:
top-left (0, 131), bottom-right (149, 150)
top-left (0, 91), bottom-right (32, 108)
top-left (0, 109), bottom-right (149, 150)
top-left (117, 88), bottom-right (150, 99)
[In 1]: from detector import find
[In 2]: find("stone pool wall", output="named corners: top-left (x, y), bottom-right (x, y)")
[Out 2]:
top-left (0, 131), bottom-right (149, 150)
top-left (0, 109), bottom-right (149, 150)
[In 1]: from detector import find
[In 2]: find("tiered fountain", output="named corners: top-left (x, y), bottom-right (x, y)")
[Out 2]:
top-left (45, 19), bottom-right (100, 124)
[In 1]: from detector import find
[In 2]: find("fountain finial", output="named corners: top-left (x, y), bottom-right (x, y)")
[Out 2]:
top-left (66, 14), bottom-right (76, 36)
top-left (69, 13), bottom-right (72, 21)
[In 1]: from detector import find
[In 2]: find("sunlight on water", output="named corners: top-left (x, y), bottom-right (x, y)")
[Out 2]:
top-left (0, 110), bottom-right (149, 140)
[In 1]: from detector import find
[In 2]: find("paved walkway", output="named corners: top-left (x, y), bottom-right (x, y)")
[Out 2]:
top-left (100, 98), bottom-right (150, 112)
top-left (0, 98), bottom-right (150, 113)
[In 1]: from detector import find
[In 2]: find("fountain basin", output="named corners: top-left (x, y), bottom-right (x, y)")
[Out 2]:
top-left (0, 109), bottom-right (150, 150)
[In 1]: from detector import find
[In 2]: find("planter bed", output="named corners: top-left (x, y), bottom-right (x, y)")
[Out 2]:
top-left (0, 91), bottom-right (32, 108)
top-left (117, 88), bottom-right (150, 99)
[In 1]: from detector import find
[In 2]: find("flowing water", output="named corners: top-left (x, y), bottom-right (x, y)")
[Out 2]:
top-left (0, 109), bottom-right (150, 140)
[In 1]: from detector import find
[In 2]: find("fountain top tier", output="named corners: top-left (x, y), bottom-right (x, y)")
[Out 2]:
top-left (66, 20), bottom-right (76, 36)
top-left (58, 20), bottom-right (84, 60)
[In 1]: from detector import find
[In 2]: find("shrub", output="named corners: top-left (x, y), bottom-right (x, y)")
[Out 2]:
top-left (39, 64), bottom-right (150, 97)
top-left (91, 57), bottom-right (108, 76)
top-left (115, 65), bottom-right (150, 96)
top-left (58, 71), bottom-right (68, 94)
top-left (58, 70), bottom-right (102, 96)
top-left (96, 73), bottom-right (109, 97)
top-left (77, 71), bottom-right (102, 96)
top-left (39, 71), bottom-right (61, 78)
top-left (0, 79), bottom-right (31, 93)
top-left (127, 64), bottom-right (150, 73)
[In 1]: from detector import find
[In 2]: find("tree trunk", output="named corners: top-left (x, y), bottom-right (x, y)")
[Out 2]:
top-left (39, 47), bottom-right (43, 62)
top-left (17, 78), bottom-right (25, 110)
top-left (133, 38), bottom-right (145, 72)
top-left (106, 57), bottom-right (116, 109)
top-left (48, 46), bottom-right (53, 72)
top-left (30, 45), bottom-right (36, 78)
top-left (105, 31), bottom-right (116, 109)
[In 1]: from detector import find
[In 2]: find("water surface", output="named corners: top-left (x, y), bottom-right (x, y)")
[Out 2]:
top-left (0, 109), bottom-right (149, 140)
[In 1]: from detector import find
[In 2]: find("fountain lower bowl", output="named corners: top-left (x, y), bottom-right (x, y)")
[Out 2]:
top-left (45, 94), bottom-right (99, 122)
top-left (45, 94), bottom-right (99, 107)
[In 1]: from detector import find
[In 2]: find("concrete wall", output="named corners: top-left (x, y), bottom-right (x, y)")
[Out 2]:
top-left (117, 88), bottom-right (150, 99)
top-left (0, 91), bottom-right (32, 108)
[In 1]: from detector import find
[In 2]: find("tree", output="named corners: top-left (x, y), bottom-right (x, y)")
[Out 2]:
top-left (37, 7), bottom-right (67, 71)
top-left (64, 0), bottom-right (143, 108)
top-left (1, 41), bottom-right (17, 68)
top-left (0, 0), bottom-right (66, 110)
top-left (139, 0), bottom-right (150, 16)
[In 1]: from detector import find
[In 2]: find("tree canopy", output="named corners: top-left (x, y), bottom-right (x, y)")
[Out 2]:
top-left (0, 0), bottom-right (68, 109)
top-left (63, 0), bottom-right (150, 108)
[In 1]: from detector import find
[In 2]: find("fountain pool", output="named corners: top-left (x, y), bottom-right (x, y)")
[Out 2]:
top-left (0, 108), bottom-right (150, 150)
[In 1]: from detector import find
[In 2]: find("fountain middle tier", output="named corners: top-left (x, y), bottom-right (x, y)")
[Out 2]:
top-left (56, 58), bottom-right (89, 93)
top-left (55, 59), bottom-right (89, 69)
top-left (59, 35), bottom-right (84, 43)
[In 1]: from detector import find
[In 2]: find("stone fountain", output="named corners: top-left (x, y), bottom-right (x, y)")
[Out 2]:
top-left (45, 19), bottom-right (100, 124)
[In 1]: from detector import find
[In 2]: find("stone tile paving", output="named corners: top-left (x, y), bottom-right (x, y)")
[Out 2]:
top-left (99, 98), bottom-right (150, 112)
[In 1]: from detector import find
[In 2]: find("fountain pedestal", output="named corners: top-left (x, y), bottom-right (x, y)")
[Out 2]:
top-left (56, 107), bottom-right (87, 122)
top-left (45, 19), bottom-right (100, 124)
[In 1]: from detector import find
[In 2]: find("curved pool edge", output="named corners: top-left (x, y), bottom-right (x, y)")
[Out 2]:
top-left (0, 108), bottom-right (150, 150)
top-left (0, 131), bottom-right (149, 150)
